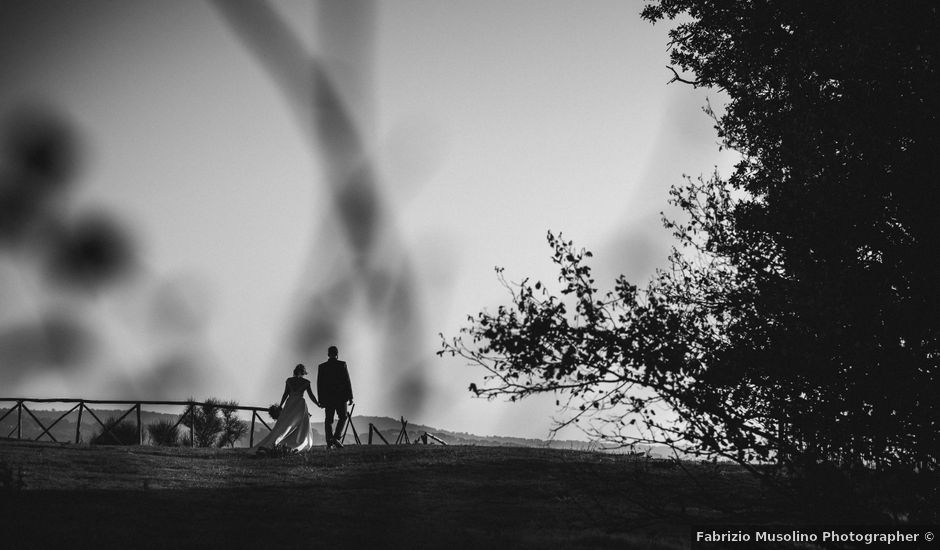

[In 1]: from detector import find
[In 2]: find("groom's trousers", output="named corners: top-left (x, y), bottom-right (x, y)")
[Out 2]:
top-left (324, 402), bottom-right (348, 443)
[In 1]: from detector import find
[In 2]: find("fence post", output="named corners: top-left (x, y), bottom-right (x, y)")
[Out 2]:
top-left (347, 417), bottom-right (361, 445)
top-left (75, 402), bottom-right (84, 443)
top-left (249, 411), bottom-right (256, 447)
top-left (368, 424), bottom-right (390, 445)
top-left (136, 403), bottom-right (142, 445)
top-left (16, 400), bottom-right (22, 440)
top-left (397, 417), bottom-right (409, 445)
top-left (341, 403), bottom-right (356, 445)
top-left (190, 405), bottom-right (196, 447)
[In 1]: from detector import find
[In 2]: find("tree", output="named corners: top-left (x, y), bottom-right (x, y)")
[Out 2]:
top-left (218, 405), bottom-right (249, 448)
top-left (441, 1), bottom-right (938, 519)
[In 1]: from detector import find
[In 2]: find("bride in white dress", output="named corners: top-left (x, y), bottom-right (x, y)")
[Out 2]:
top-left (255, 364), bottom-right (321, 452)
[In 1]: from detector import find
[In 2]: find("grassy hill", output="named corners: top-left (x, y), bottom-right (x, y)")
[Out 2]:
top-left (0, 439), bottom-right (787, 549)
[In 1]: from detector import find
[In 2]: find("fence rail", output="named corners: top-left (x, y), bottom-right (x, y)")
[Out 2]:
top-left (0, 398), bottom-right (446, 448)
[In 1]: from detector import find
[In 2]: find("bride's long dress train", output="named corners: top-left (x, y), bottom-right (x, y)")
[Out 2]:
top-left (255, 389), bottom-right (316, 452)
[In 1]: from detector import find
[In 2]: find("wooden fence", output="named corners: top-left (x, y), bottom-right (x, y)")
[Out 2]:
top-left (0, 398), bottom-right (273, 447)
top-left (0, 398), bottom-right (446, 447)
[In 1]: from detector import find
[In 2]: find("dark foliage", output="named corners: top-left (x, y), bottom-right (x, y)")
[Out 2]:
top-left (92, 416), bottom-right (139, 446)
top-left (179, 398), bottom-right (248, 448)
top-left (179, 399), bottom-right (221, 448)
top-left (441, 1), bottom-right (938, 521)
top-left (147, 420), bottom-right (181, 447)
top-left (218, 405), bottom-right (248, 448)
top-left (641, 0), bottom-right (939, 487)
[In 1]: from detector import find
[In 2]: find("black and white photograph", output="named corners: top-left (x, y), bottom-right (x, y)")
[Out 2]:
top-left (0, 1), bottom-right (937, 548)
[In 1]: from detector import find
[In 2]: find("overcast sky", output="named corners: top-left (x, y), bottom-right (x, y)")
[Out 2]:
top-left (0, 0), bottom-right (736, 439)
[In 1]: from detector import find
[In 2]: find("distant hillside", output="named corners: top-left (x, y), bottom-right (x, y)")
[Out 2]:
top-left (351, 415), bottom-right (642, 453)
top-left (0, 406), bottom-right (669, 455)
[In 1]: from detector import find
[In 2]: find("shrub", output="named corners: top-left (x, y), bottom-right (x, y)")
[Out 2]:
top-left (92, 416), bottom-right (139, 445)
top-left (179, 398), bottom-right (248, 448)
top-left (147, 420), bottom-right (180, 446)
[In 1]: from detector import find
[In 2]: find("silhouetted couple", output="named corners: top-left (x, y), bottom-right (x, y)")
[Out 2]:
top-left (255, 346), bottom-right (354, 452)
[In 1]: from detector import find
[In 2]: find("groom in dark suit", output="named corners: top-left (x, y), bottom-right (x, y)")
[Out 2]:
top-left (317, 345), bottom-right (354, 448)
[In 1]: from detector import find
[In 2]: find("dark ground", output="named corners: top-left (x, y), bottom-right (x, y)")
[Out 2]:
top-left (0, 440), bottom-right (791, 549)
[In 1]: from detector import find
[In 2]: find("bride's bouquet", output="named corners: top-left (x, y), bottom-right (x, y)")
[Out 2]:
top-left (268, 404), bottom-right (282, 420)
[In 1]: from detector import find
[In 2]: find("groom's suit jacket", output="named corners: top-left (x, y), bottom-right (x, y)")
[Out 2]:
top-left (317, 358), bottom-right (353, 407)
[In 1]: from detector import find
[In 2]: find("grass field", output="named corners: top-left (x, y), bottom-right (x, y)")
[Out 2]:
top-left (0, 440), bottom-right (793, 549)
